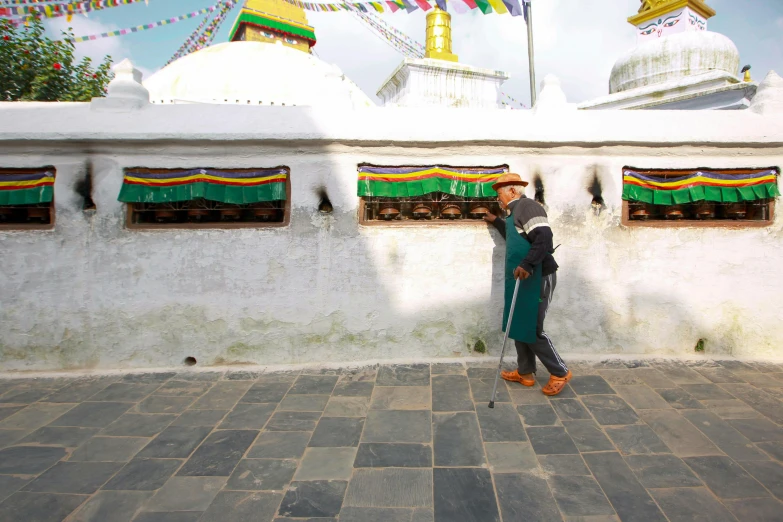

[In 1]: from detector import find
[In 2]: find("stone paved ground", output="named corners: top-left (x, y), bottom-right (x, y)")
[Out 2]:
top-left (1, 359), bottom-right (783, 521)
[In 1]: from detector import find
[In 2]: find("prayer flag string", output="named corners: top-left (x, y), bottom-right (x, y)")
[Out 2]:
top-left (281, 0), bottom-right (523, 15)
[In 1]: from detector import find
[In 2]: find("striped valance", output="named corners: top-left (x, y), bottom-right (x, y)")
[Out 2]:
top-left (0, 169), bottom-right (55, 205)
top-left (118, 168), bottom-right (287, 204)
top-left (358, 166), bottom-right (507, 198)
top-left (622, 169), bottom-right (780, 205)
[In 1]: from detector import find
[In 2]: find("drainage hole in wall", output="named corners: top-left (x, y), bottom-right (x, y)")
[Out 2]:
top-left (184, 356), bottom-right (197, 366)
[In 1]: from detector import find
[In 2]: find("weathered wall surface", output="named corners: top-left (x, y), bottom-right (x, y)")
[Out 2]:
top-left (1, 104), bottom-right (782, 370)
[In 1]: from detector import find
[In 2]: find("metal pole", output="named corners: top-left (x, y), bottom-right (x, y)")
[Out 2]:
top-left (526, 0), bottom-right (537, 107)
top-left (489, 278), bottom-right (521, 408)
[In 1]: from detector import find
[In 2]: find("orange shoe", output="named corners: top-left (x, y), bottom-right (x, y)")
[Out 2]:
top-left (542, 371), bottom-right (572, 396)
top-left (501, 370), bottom-right (536, 387)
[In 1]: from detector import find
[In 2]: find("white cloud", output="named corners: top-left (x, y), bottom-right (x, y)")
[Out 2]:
top-left (45, 14), bottom-right (134, 68)
top-left (307, 0), bottom-right (639, 105)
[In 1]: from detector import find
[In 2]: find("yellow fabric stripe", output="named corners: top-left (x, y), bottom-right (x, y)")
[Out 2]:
top-left (486, 0), bottom-right (508, 14)
top-left (623, 174), bottom-right (777, 188)
top-left (0, 179), bottom-right (54, 188)
top-left (124, 173), bottom-right (287, 186)
top-left (361, 169), bottom-right (503, 181)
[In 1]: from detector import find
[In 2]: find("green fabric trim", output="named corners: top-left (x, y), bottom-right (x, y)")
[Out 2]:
top-left (622, 183), bottom-right (780, 205)
top-left (230, 11), bottom-right (316, 42)
top-left (358, 179), bottom-right (497, 198)
top-left (0, 186), bottom-right (53, 205)
top-left (474, 0), bottom-right (494, 14)
top-left (118, 182), bottom-right (286, 204)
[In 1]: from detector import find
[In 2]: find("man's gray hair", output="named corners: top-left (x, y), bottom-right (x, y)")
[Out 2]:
top-left (498, 184), bottom-right (526, 197)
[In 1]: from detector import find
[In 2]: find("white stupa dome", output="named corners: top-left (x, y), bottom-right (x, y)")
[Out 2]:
top-left (144, 41), bottom-right (374, 108)
top-left (609, 31), bottom-right (740, 94)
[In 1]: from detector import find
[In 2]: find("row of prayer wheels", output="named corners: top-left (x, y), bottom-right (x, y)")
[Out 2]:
top-left (379, 202), bottom-right (492, 221)
top-left (630, 202), bottom-right (761, 221)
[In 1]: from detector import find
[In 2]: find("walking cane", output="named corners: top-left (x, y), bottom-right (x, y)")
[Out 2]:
top-left (489, 278), bottom-right (521, 408)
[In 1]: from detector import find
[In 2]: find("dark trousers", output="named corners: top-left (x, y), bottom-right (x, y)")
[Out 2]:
top-left (514, 272), bottom-right (569, 377)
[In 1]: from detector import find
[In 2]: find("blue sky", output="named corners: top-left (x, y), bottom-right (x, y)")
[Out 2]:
top-left (43, 0), bottom-right (783, 105)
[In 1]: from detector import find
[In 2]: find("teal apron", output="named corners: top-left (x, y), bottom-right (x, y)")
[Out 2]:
top-left (502, 213), bottom-right (543, 343)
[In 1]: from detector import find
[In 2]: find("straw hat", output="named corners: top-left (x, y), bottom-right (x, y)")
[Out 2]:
top-left (491, 173), bottom-right (529, 192)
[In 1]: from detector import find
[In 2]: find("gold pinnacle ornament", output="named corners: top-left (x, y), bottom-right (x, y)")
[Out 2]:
top-left (425, 7), bottom-right (458, 63)
top-left (629, 0), bottom-right (715, 26)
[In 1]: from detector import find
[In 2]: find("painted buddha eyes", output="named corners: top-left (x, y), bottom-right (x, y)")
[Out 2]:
top-left (663, 19), bottom-right (679, 28)
top-left (640, 26), bottom-right (656, 35)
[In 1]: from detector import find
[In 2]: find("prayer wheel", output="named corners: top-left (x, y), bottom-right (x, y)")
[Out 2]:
top-left (412, 203), bottom-right (434, 219)
top-left (220, 208), bottom-right (242, 221)
top-left (725, 203), bottom-right (747, 219)
top-left (440, 203), bottom-right (462, 220)
top-left (468, 204), bottom-right (490, 219)
top-left (629, 203), bottom-right (654, 220)
top-left (252, 208), bottom-right (278, 222)
top-left (26, 207), bottom-right (49, 223)
top-left (378, 203), bottom-right (400, 221)
top-left (154, 209), bottom-right (176, 223)
top-left (187, 209), bottom-right (211, 222)
top-left (664, 205), bottom-right (685, 220)
top-left (694, 202), bottom-right (716, 219)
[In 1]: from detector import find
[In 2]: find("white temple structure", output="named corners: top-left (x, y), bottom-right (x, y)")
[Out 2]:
top-left (580, 0), bottom-right (757, 110)
top-left (0, 1), bottom-right (782, 371)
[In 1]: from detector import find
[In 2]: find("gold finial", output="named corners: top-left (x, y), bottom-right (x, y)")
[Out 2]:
top-left (742, 65), bottom-right (752, 82)
top-left (629, 0), bottom-right (715, 26)
top-left (425, 7), bottom-right (458, 63)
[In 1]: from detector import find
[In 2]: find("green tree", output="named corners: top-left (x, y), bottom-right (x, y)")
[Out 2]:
top-left (0, 17), bottom-right (112, 102)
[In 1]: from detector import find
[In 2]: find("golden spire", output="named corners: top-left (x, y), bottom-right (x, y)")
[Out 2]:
top-left (425, 7), bottom-right (458, 63)
top-left (629, 0), bottom-right (715, 26)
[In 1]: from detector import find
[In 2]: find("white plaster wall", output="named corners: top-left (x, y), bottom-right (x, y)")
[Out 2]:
top-left (0, 103), bottom-right (782, 370)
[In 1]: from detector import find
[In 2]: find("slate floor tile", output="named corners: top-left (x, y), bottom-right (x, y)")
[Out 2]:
top-left (42, 378), bottom-right (116, 403)
top-left (308, 417), bottom-right (364, 447)
top-left (624, 454), bottom-right (702, 488)
top-left (323, 397), bottom-right (370, 417)
top-left (495, 473), bottom-right (561, 522)
top-left (218, 402), bottom-right (276, 430)
top-left (551, 398), bottom-right (592, 421)
top-left (152, 381), bottom-right (213, 398)
top-left (684, 455), bottom-right (769, 499)
top-left (0, 445), bottom-right (67, 474)
top-left (49, 401), bottom-right (132, 428)
top-left (507, 386), bottom-right (549, 405)
top-left (339, 368), bottom-right (377, 382)
top-left (681, 409), bottom-right (769, 461)
top-left (88, 383), bottom-right (160, 402)
top-left (723, 497), bottom-right (783, 522)
top-left (741, 460), bottom-right (783, 499)
top-left (518, 404), bottom-right (559, 426)
top-left (190, 382), bottom-right (252, 410)
top-left (121, 372), bottom-right (176, 384)
top-left (527, 426), bottom-right (579, 455)
top-left (339, 507), bottom-right (414, 522)
top-left (69, 436), bottom-right (148, 462)
top-left (433, 412), bottom-right (485, 466)
top-left (538, 454), bottom-right (590, 475)
top-left (431, 363), bottom-right (465, 375)
top-left (200, 491), bottom-right (283, 522)
top-left (614, 385), bottom-right (672, 410)
top-left (649, 487), bottom-right (736, 522)
top-left (757, 441), bottom-right (783, 461)
top-left (332, 382), bottom-right (374, 397)
top-left (0, 405), bottom-right (24, 422)
top-left (279, 480), bottom-right (348, 517)
top-left (277, 395), bottom-right (329, 413)
top-left (0, 475), bottom-right (30, 504)
top-left (656, 388), bottom-right (704, 409)
top-left (581, 395), bottom-right (639, 425)
top-left (701, 399), bottom-right (762, 419)
top-left (371, 386), bottom-right (431, 410)
top-left (376, 364), bottom-right (430, 387)
top-left (729, 418), bottom-right (783, 442)
top-left (640, 410), bottom-right (721, 457)
top-left (177, 430), bottom-right (258, 477)
top-left (680, 384), bottom-right (736, 401)
top-left (468, 377), bottom-right (510, 402)
top-left (433, 468), bottom-right (498, 521)
top-left (466, 367), bottom-right (497, 379)
top-left (345, 468), bottom-right (432, 508)
top-left (102, 413), bottom-right (176, 437)
top-left (354, 443), bottom-right (431, 468)
top-left (294, 447), bottom-right (356, 480)
top-left (143, 476), bottom-right (226, 512)
top-left (635, 369), bottom-right (677, 388)
top-left (67, 490), bottom-right (151, 522)
top-left (19, 426), bottom-right (98, 447)
top-left (173, 371), bottom-right (224, 382)
top-left (548, 475), bottom-right (615, 517)
top-left (136, 396), bottom-right (194, 414)
top-left (0, 492), bottom-right (87, 522)
top-left (692, 366), bottom-right (744, 384)
top-left (724, 384), bottom-right (783, 424)
top-left (476, 403), bottom-right (527, 442)
top-left (0, 403), bottom-right (76, 431)
top-left (562, 420), bottom-right (616, 452)
top-left (171, 409), bottom-right (227, 427)
top-left (484, 442), bottom-right (538, 472)
top-left (0, 388), bottom-right (53, 404)
top-left (597, 369), bottom-right (645, 385)
top-left (226, 458), bottom-right (298, 490)
top-left (103, 458), bottom-right (183, 491)
top-left (222, 371), bottom-right (261, 381)
top-left (289, 376), bottom-right (339, 395)
top-left (256, 371), bottom-right (300, 382)
top-left (239, 382), bottom-right (291, 404)
top-left (583, 452), bottom-right (667, 522)
top-left (266, 411), bottom-right (321, 432)
top-left (22, 461), bottom-right (123, 494)
top-left (137, 426), bottom-right (213, 459)
top-left (248, 431), bottom-right (311, 459)
top-left (132, 512), bottom-right (202, 522)
top-left (431, 375), bottom-right (474, 412)
top-left (363, 410), bottom-right (431, 443)
top-left (0, 428), bottom-right (31, 448)
top-left (652, 364), bottom-right (711, 384)
top-left (605, 424), bottom-right (670, 455)
top-left (570, 376), bottom-right (616, 395)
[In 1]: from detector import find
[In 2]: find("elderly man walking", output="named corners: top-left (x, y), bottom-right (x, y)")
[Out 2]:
top-left (484, 173), bottom-right (572, 396)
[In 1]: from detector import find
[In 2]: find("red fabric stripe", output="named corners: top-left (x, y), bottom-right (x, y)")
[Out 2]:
top-left (624, 179), bottom-right (772, 191)
top-left (0, 181), bottom-right (55, 191)
top-left (415, 0), bottom-right (433, 10)
top-left (123, 178), bottom-right (286, 188)
top-left (461, 0), bottom-right (478, 8)
top-left (358, 174), bottom-right (497, 183)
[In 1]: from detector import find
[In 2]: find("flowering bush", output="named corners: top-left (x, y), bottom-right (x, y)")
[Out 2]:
top-left (0, 17), bottom-right (112, 101)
